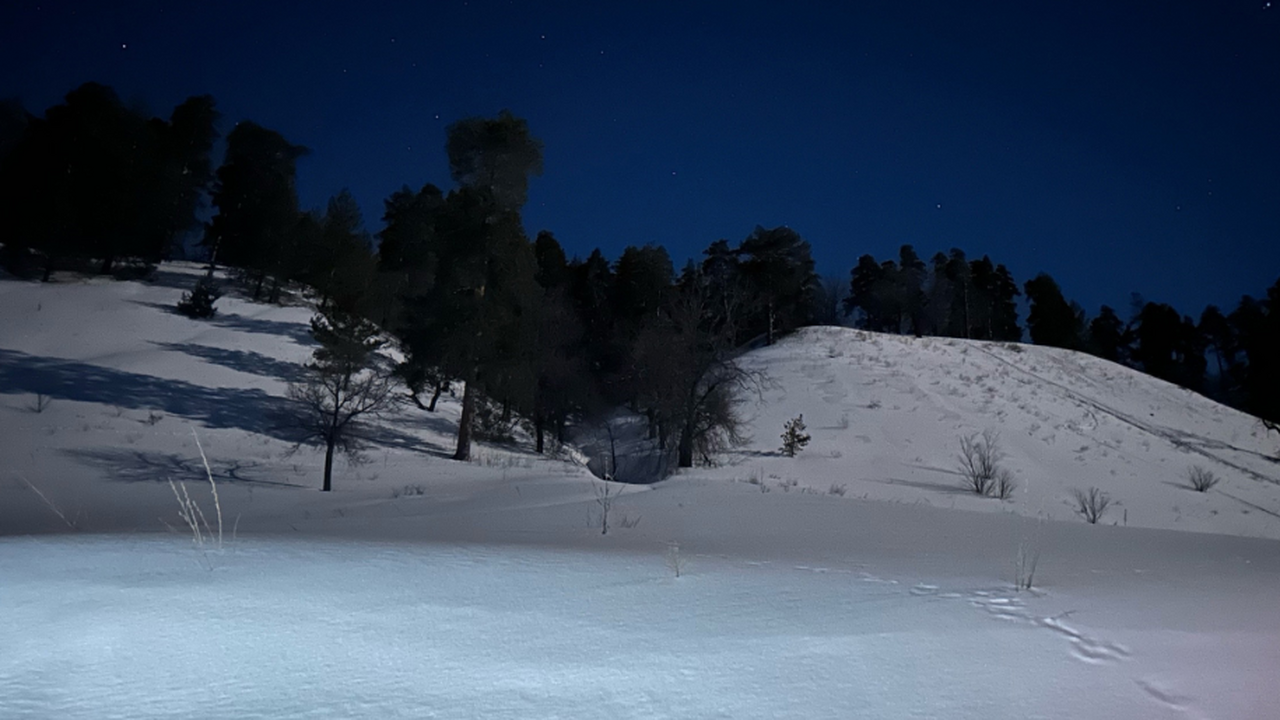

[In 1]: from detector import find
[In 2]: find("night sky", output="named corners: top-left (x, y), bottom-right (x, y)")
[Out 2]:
top-left (3, 0), bottom-right (1277, 317)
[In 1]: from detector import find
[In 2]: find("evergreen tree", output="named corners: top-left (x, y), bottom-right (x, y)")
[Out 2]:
top-left (309, 189), bottom-right (375, 312)
top-left (1024, 273), bottom-right (1083, 349)
top-left (737, 225), bottom-right (817, 345)
top-left (1198, 305), bottom-right (1236, 398)
top-left (1129, 302), bottom-right (1205, 390)
top-left (897, 245), bottom-right (928, 336)
top-left (204, 121), bottom-right (308, 299)
top-left (445, 110), bottom-right (543, 212)
top-left (1230, 279), bottom-right (1280, 423)
top-left (780, 414), bottom-right (811, 457)
top-left (845, 254), bottom-right (885, 330)
top-left (0, 84), bottom-right (217, 276)
top-left (1086, 305), bottom-right (1127, 362)
top-left (701, 239), bottom-right (749, 346)
top-left (287, 309), bottom-right (395, 492)
top-left (397, 187), bottom-right (541, 461)
top-left (940, 249), bottom-right (974, 338)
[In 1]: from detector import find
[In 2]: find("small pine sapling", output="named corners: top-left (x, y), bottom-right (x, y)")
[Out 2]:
top-left (177, 276), bottom-right (222, 319)
top-left (780, 414), bottom-right (811, 457)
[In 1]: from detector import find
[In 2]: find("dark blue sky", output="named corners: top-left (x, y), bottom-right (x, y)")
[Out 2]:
top-left (3, 0), bottom-right (1277, 316)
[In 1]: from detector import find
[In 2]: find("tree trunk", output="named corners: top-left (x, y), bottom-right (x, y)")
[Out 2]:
top-left (322, 438), bottom-right (335, 492)
top-left (253, 270), bottom-right (266, 300)
top-left (454, 372), bottom-right (477, 461)
top-left (535, 414), bottom-right (545, 454)
top-left (677, 423), bottom-right (694, 468)
top-left (766, 299), bottom-right (776, 345)
top-left (428, 380), bottom-right (445, 412)
top-left (100, 255), bottom-right (114, 275)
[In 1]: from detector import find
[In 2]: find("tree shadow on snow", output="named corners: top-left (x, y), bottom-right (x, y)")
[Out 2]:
top-left (0, 348), bottom-right (300, 440)
top-left (63, 447), bottom-right (306, 488)
top-left (129, 299), bottom-right (315, 345)
top-left (152, 341), bottom-right (306, 384)
top-left (873, 476), bottom-right (973, 496)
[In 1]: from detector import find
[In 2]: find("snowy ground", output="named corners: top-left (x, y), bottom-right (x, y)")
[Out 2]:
top-left (2, 264), bottom-right (1279, 718)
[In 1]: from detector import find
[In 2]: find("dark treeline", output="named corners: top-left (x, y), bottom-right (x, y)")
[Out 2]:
top-left (1, 83), bottom-right (1276, 468)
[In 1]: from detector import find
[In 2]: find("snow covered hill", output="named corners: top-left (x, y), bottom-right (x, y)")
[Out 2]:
top-left (694, 326), bottom-right (1280, 538)
top-left (2, 265), bottom-right (1279, 719)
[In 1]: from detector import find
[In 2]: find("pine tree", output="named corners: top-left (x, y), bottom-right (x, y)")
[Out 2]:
top-left (737, 226), bottom-right (818, 345)
top-left (780, 414), bottom-right (811, 457)
top-left (286, 309), bottom-right (394, 492)
top-left (1086, 305), bottom-right (1127, 362)
top-left (176, 275), bottom-right (221, 318)
top-left (204, 121), bottom-right (308, 299)
top-left (1024, 273), bottom-right (1083, 349)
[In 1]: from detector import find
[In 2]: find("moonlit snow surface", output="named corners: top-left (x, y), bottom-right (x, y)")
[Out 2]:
top-left (3, 532), bottom-right (1277, 720)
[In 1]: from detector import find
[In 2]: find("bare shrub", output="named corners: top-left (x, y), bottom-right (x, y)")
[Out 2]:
top-left (1186, 465), bottom-right (1219, 492)
top-left (993, 468), bottom-right (1017, 501)
top-left (665, 541), bottom-right (685, 578)
top-left (1070, 487), bottom-right (1112, 524)
top-left (29, 393), bottom-right (51, 413)
top-left (828, 483), bottom-right (848, 497)
top-left (1014, 517), bottom-right (1045, 591)
top-left (958, 429), bottom-right (1003, 496)
top-left (594, 476), bottom-right (625, 535)
top-left (392, 484), bottom-right (427, 499)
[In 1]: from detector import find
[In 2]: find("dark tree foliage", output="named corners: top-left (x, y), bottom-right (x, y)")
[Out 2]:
top-left (397, 188), bottom-right (541, 461)
top-left (176, 275), bottom-right (222, 318)
top-left (307, 189), bottom-right (376, 313)
top-left (1086, 305), bottom-right (1127, 362)
top-left (811, 274), bottom-right (847, 327)
top-left (1024, 273), bottom-right (1084, 349)
top-left (530, 236), bottom-right (586, 449)
top-left (737, 225), bottom-right (818, 345)
top-left (700, 239), bottom-right (750, 346)
top-left (445, 110), bottom-right (543, 212)
top-left (1129, 302), bottom-right (1205, 390)
top-left (896, 245), bottom-right (928, 336)
top-left (0, 84), bottom-right (218, 277)
top-left (1229, 279), bottom-right (1280, 422)
top-left (533, 230), bottom-right (569, 290)
top-left (568, 248), bottom-right (619, 381)
top-left (204, 121), bottom-right (308, 300)
top-left (1192, 302), bottom-right (1233, 384)
top-left (377, 183), bottom-right (443, 281)
top-left (631, 270), bottom-right (756, 468)
top-left (968, 257), bottom-right (1021, 341)
top-left (845, 254), bottom-right (892, 331)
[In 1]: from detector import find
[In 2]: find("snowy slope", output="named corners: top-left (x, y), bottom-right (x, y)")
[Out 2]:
top-left (695, 327), bottom-right (1280, 539)
top-left (2, 266), bottom-right (1279, 719)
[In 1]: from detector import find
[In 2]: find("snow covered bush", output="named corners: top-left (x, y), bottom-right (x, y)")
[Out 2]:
top-left (957, 429), bottom-right (1003, 496)
top-left (1187, 465), bottom-right (1219, 492)
top-left (1070, 487), bottom-right (1112, 524)
top-left (780, 414), bottom-right (811, 457)
top-left (176, 276), bottom-right (221, 319)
